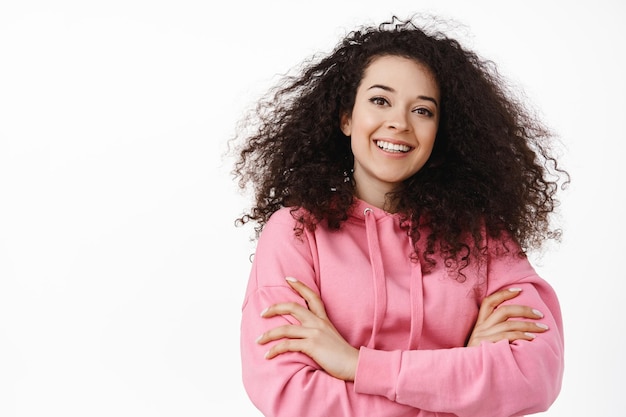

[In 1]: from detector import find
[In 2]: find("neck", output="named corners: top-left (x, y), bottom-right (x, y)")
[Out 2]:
top-left (354, 190), bottom-right (398, 213)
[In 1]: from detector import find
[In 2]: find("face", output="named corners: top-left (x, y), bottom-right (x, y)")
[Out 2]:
top-left (341, 55), bottom-right (440, 207)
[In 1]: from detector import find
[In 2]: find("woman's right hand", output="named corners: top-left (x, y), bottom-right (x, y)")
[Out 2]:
top-left (466, 287), bottom-right (549, 347)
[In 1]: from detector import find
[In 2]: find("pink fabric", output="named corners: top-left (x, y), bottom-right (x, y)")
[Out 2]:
top-left (240, 199), bottom-right (564, 416)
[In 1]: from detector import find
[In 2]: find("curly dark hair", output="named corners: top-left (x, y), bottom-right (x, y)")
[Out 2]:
top-left (230, 15), bottom-right (569, 269)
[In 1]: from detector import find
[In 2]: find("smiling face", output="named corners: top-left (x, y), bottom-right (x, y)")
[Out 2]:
top-left (341, 55), bottom-right (440, 209)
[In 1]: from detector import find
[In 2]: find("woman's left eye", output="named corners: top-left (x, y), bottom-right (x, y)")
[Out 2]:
top-left (413, 108), bottom-right (433, 117)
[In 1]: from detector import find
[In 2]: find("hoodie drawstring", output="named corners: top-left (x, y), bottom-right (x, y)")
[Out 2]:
top-left (363, 206), bottom-right (423, 350)
top-left (407, 264), bottom-right (424, 350)
top-left (364, 208), bottom-right (387, 349)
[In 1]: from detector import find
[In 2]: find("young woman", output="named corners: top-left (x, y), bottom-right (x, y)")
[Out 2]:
top-left (232, 15), bottom-right (567, 417)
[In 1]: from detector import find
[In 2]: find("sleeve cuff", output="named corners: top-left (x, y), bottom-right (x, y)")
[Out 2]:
top-left (354, 346), bottom-right (402, 401)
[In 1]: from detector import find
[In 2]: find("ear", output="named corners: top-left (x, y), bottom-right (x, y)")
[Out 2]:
top-left (340, 113), bottom-right (352, 136)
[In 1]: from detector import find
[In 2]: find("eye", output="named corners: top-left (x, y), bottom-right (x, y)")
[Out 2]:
top-left (413, 107), bottom-right (434, 117)
top-left (369, 96), bottom-right (389, 106)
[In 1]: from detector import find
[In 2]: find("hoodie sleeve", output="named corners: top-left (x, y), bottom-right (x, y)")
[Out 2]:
top-left (354, 236), bottom-right (564, 417)
top-left (240, 210), bottom-right (427, 417)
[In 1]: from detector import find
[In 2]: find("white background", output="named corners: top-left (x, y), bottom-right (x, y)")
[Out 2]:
top-left (1, 1), bottom-right (624, 416)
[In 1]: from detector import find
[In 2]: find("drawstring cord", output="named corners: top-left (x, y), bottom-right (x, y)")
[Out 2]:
top-left (407, 264), bottom-right (424, 350)
top-left (363, 206), bottom-right (423, 350)
top-left (364, 207), bottom-right (387, 349)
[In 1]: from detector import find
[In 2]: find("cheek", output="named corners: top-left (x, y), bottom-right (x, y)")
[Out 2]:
top-left (418, 127), bottom-right (438, 157)
top-left (428, 130), bottom-right (438, 146)
top-left (427, 120), bottom-right (439, 139)
top-left (350, 107), bottom-right (379, 132)
top-left (415, 123), bottom-right (438, 143)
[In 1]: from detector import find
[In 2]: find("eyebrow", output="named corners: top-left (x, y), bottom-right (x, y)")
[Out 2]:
top-left (367, 84), bottom-right (439, 107)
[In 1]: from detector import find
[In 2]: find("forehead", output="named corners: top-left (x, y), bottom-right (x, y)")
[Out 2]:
top-left (361, 55), bottom-right (438, 91)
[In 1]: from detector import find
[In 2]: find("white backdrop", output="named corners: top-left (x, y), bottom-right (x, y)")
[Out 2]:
top-left (1, 1), bottom-right (624, 416)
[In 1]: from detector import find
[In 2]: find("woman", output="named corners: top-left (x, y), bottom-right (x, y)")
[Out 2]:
top-left (232, 15), bottom-right (567, 417)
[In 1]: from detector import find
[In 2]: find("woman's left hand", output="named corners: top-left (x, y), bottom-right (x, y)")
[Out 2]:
top-left (256, 277), bottom-right (359, 381)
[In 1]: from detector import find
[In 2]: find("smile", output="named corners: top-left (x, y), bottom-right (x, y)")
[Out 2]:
top-left (375, 140), bottom-right (412, 153)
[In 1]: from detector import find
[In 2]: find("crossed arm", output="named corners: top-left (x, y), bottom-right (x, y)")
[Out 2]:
top-left (256, 276), bottom-right (549, 382)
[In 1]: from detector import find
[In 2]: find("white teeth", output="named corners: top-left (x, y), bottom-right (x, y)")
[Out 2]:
top-left (376, 140), bottom-right (411, 153)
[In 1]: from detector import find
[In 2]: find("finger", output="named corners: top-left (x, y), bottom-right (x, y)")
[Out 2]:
top-left (264, 338), bottom-right (307, 360)
top-left (468, 321), bottom-right (549, 347)
top-left (475, 287), bottom-right (523, 325)
top-left (261, 301), bottom-right (314, 324)
top-left (480, 304), bottom-right (545, 328)
top-left (475, 330), bottom-right (539, 344)
top-left (285, 277), bottom-right (328, 319)
top-left (476, 320), bottom-right (550, 339)
top-left (256, 324), bottom-right (309, 345)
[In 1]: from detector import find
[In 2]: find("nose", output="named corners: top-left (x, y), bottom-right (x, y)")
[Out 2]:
top-left (386, 108), bottom-right (410, 131)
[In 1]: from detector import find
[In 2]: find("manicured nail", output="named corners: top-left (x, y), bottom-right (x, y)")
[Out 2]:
top-left (260, 307), bottom-right (268, 317)
top-left (255, 334), bottom-right (263, 344)
top-left (532, 309), bottom-right (544, 318)
top-left (535, 323), bottom-right (549, 330)
top-left (508, 287), bottom-right (522, 292)
top-left (524, 332), bottom-right (537, 339)
top-left (285, 276), bottom-right (298, 283)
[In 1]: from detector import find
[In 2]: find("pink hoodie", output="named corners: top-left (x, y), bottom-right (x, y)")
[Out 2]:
top-left (240, 199), bottom-right (564, 417)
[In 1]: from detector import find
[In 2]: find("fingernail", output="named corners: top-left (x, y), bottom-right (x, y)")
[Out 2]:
top-left (535, 323), bottom-right (549, 330)
top-left (524, 332), bottom-right (537, 339)
top-left (260, 307), bottom-right (268, 317)
top-left (532, 309), bottom-right (544, 318)
top-left (255, 334), bottom-right (263, 344)
top-left (508, 287), bottom-right (522, 292)
top-left (285, 276), bottom-right (298, 283)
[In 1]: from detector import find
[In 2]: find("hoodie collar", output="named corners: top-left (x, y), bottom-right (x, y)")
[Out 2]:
top-left (349, 198), bottom-right (401, 221)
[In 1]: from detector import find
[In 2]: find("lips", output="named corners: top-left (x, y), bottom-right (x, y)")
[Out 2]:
top-left (375, 140), bottom-right (412, 153)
